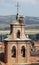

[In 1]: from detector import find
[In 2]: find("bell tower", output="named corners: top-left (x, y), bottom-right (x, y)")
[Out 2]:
top-left (3, 3), bottom-right (31, 65)
top-left (4, 15), bottom-right (31, 65)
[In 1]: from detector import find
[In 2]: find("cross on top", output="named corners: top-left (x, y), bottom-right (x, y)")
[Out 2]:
top-left (16, 2), bottom-right (20, 20)
top-left (16, 2), bottom-right (19, 15)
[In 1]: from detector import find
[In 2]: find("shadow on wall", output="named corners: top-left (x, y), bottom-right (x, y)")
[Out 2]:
top-left (31, 63), bottom-right (39, 65)
top-left (0, 53), bottom-right (4, 62)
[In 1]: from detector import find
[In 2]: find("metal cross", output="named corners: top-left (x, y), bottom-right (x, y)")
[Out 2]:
top-left (16, 2), bottom-right (19, 15)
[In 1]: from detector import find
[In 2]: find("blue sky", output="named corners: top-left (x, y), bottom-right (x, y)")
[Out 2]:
top-left (0, 0), bottom-right (39, 17)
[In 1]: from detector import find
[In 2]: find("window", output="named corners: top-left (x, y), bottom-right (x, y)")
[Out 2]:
top-left (12, 46), bottom-right (16, 58)
top-left (17, 30), bottom-right (20, 38)
top-left (21, 46), bottom-right (25, 57)
top-left (10, 25), bottom-right (13, 34)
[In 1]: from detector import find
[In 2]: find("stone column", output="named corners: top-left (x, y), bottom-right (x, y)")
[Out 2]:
top-left (26, 42), bottom-right (30, 63)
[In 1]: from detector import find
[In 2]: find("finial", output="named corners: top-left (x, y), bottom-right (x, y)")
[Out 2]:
top-left (16, 2), bottom-right (19, 20)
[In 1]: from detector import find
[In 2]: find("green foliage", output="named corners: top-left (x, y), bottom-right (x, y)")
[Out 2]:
top-left (29, 34), bottom-right (36, 41)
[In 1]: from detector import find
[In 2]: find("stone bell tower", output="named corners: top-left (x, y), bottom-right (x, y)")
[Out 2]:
top-left (3, 15), bottom-right (31, 65)
top-left (3, 3), bottom-right (31, 65)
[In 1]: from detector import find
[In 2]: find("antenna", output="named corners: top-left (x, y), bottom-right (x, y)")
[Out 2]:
top-left (16, 2), bottom-right (19, 20)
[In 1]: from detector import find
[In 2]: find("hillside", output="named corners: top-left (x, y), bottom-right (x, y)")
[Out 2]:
top-left (0, 15), bottom-right (39, 30)
top-left (25, 16), bottom-right (39, 24)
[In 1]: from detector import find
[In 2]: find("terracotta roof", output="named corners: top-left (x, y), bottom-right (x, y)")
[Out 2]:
top-left (34, 41), bottom-right (39, 46)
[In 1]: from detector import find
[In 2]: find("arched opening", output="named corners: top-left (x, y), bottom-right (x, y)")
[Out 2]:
top-left (21, 46), bottom-right (25, 57)
top-left (10, 25), bottom-right (13, 34)
top-left (32, 42), bottom-right (34, 47)
top-left (11, 46), bottom-right (16, 58)
top-left (17, 30), bottom-right (20, 38)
